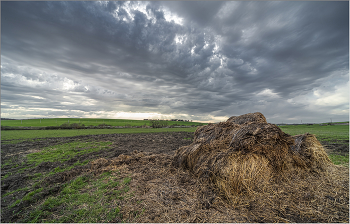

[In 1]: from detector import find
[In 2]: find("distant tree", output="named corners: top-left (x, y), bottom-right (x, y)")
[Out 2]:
top-left (150, 120), bottom-right (168, 128)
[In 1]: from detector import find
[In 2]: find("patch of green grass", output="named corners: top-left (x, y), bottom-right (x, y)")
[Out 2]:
top-left (9, 199), bottom-right (21, 208)
top-left (45, 160), bottom-right (90, 177)
top-left (26, 141), bottom-right (112, 167)
top-left (2, 139), bottom-right (24, 144)
top-left (8, 141), bottom-right (109, 184)
top-left (123, 177), bottom-right (132, 185)
top-left (2, 160), bottom-right (91, 203)
top-left (8, 188), bottom-right (43, 208)
top-left (31, 173), bottom-right (43, 180)
top-left (1, 128), bottom-right (198, 143)
top-left (17, 167), bottom-right (30, 174)
top-left (329, 154), bottom-right (349, 166)
top-left (23, 188), bottom-right (43, 201)
top-left (1, 161), bottom-right (12, 169)
top-left (26, 171), bottom-right (133, 223)
top-left (2, 173), bottom-right (12, 180)
top-left (2, 187), bottom-right (29, 197)
top-left (1, 158), bottom-right (24, 169)
top-left (280, 124), bottom-right (349, 143)
top-left (321, 121), bottom-right (349, 124)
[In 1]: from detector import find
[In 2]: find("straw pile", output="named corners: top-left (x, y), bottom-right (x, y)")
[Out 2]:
top-left (173, 112), bottom-right (333, 198)
top-left (290, 133), bottom-right (332, 172)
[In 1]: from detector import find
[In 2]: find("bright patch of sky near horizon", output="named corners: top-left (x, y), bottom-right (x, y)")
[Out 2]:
top-left (1, 1), bottom-right (349, 123)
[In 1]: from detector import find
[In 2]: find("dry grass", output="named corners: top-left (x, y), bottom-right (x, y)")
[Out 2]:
top-left (227, 112), bottom-right (267, 124)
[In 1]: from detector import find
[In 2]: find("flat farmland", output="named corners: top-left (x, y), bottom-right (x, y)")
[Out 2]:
top-left (280, 124), bottom-right (349, 143)
top-left (1, 118), bottom-right (206, 127)
top-left (1, 124), bottom-right (348, 222)
top-left (1, 127), bottom-right (198, 145)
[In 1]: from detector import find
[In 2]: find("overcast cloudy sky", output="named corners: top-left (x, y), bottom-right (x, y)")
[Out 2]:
top-left (1, 1), bottom-right (349, 123)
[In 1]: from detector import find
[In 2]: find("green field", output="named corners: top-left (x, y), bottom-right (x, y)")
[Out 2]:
top-left (1, 118), bottom-right (205, 127)
top-left (279, 124), bottom-right (349, 143)
top-left (1, 127), bottom-right (198, 144)
top-left (1, 123), bottom-right (348, 145)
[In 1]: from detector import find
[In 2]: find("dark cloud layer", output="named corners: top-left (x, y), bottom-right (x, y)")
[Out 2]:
top-left (1, 1), bottom-right (348, 122)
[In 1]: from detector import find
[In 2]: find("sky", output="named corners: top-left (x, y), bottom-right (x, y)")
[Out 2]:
top-left (1, 1), bottom-right (349, 123)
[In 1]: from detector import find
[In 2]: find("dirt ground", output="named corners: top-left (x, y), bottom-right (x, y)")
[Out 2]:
top-left (321, 140), bottom-right (349, 156)
top-left (1, 132), bottom-right (349, 223)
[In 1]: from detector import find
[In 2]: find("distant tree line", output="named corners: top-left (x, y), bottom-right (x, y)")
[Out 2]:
top-left (149, 120), bottom-right (168, 128)
top-left (1, 121), bottom-right (204, 130)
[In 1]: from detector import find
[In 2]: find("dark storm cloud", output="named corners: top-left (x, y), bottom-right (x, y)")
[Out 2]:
top-left (1, 1), bottom-right (348, 122)
top-left (214, 1), bottom-right (349, 95)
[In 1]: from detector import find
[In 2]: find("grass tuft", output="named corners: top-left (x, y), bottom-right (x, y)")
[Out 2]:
top-left (328, 154), bottom-right (349, 166)
top-left (24, 171), bottom-right (133, 223)
top-left (26, 141), bottom-right (112, 167)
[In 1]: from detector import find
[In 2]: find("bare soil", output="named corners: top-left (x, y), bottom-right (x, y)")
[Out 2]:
top-left (1, 132), bottom-right (348, 223)
top-left (321, 140), bottom-right (349, 156)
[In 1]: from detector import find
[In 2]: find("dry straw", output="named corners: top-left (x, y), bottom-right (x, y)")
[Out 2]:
top-left (173, 113), bottom-right (348, 222)
top-left (174, 112), bottom-right (334, 199)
